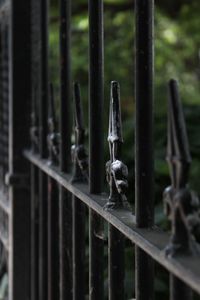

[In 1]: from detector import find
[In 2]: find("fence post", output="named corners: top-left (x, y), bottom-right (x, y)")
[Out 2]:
top-left (135, 0), bottom-right (155, 299)
top-left (59, 0), bottom-right (73, 299)
top-left (88, 0), bottom-right (104, 299)
top-left (9, 0), bottom-right (31, 299)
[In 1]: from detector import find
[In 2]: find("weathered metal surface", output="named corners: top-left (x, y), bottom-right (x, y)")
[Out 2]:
top-left (3, 0), bottom-right (200, 298)
top-left (24, 150), bottom-right (200, 295)
top-left (105, 81), bottom-right (129, 210)
top-left (105, 81), bottom-right (127, 299)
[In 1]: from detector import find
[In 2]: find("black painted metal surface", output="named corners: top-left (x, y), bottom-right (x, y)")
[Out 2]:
top-left (72, 83), bottom-right (87, 300)
top-left (38, 0), bottom-right (49, 299)
top-left (135, 1), bottom-right (155, 299)
top-left (106, 81), bottom-right (127, 300)
top-left (105, 81), bottom-right (129, 210)
top-left (59, 2), bottom-right (73, 299)
top-left (164, 79), bottom-right (200, 256)
top-left (164, 79), bottom-right (199, 300)
top-left (9, 0), bottom-right (32, 299)
top-left (47, 84), bottom-right (60, 300)
top-left (0, 0), bottom-right (200, 300)
top-left (24, 150), bottom-right (200, 296)
top-left (88, 0), bottom-right (104, 299)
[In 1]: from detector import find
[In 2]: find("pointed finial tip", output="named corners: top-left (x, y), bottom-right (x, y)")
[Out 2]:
top-left (111, 81), bottom-right (120, 99)
top-left (169, 78), bottom-right (179, 89)
top-left (73, 82), bottom-right (81, 101)
top-left (50, 82), bottom-right (53, 94)
top-left (74, 81), bottom-right (79, 88)
top-left (74, 82), bottom-right (81, 95)
top-left (111, 80), bottom-right (119, 88)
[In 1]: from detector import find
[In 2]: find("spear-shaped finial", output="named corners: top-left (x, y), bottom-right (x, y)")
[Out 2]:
top-left (108, 81), bottom-right (123, 145)
top-left (105, 81), bottom-right (129, 210)
top-left (71, 82), bottom-right (88, 183)
top-left (163, 79), bottom-right (200, 257)
top-left (47, 83), bottom-right (60, 165)
top-left (167, 79), bottom-right (191, 189)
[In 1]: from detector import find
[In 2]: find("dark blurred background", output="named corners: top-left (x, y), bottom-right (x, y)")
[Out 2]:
top-left (47, 1), bottom-right (200, 299)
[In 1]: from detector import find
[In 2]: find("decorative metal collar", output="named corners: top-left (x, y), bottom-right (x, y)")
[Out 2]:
top-left (163, 79), bottom-right (200, 257)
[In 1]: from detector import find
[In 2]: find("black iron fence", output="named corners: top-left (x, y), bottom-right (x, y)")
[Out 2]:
top-left (0, 0), bottom-right (200, 300)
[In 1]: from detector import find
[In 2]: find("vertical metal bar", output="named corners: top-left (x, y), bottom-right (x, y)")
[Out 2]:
top-left (39, 0), bottom-right (49, 158)
top-left (88, 0), bottom-right (104, 193)
top-left (59, 0), bottom-right (72, 299)
top-left (30, 0), bottom-right (40, 298)
top-left (59, 188), bottom-right (72, 300)
top-left (72, 197), bottom-right (86, 299)
top-left (88, 0), bottom-right (104, 299)
top-left (106, 82), bottom-right (126, 300)
top-left (89, 211), bottom-right (104, 300)
top-left (38, 0), bottom-right (49, 299)
top-left (135, 1), bottom-right (154, 300)
top-left (135, 248), bottom-right (154, 300)
top-left (31, 165), bottom-right (39, 300)
top-left (135, 0), bottom-right (154, 229)
top-left (166, 80), bottom-right (193, 300)
top-left (170, 276), bottom-right (193, 300)
top-left (9, 0), bottom-right (31, 299)
top-left (48, 178), bottom-right (59, 300)
top-left (72, 82), bottom-right (86, 300)
top-left (0, 27), bottom-right (3, 185)
top-left (38, 172), bottom-right (48, 300)
top-left (108, 225), bottom-right (125, 300)
top-left (59, 0), bottom-right (71, 170)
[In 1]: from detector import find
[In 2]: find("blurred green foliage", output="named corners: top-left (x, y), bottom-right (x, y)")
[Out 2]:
top-left (49, 1), bottom-right (200, 298)
top-left (50, 0), bottom-right (200, 207)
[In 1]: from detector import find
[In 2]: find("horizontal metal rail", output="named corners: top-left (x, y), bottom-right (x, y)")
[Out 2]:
top-left (24, 149), bottom-right (200, 295)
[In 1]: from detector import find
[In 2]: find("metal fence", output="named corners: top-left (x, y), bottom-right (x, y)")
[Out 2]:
top-left (0, 0), bottom-right (200, 299)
